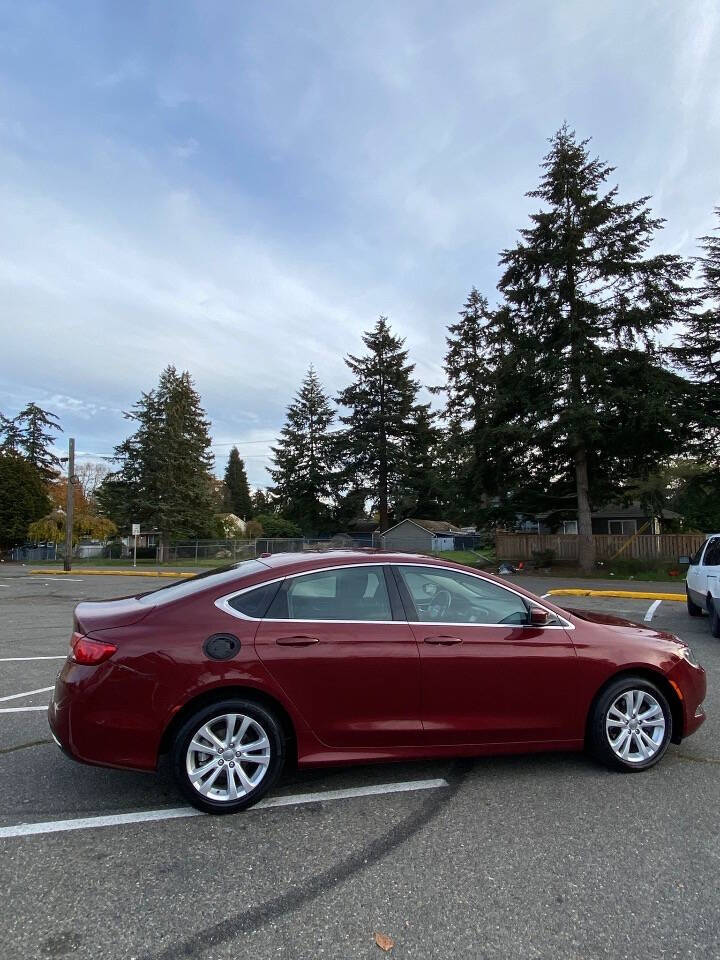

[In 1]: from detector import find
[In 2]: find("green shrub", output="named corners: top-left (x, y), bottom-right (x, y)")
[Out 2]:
top-left (531, 548), bottom-right (556, 567)
top-left (134, 546), bottom-right (157, 560)
top-left (606, 557), bottom-right (649, 576)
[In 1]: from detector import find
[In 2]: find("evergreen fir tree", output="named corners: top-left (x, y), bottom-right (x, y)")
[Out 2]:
top-left (99, 366), bottom-right (215, 558)
top-left (223, 447), bottom-right (253, 519)
top-left (336, 317), bottom-right (420, 531)
top-left (669, 206), bottom-right (720, 480)
top-left (269, 367), bottom-right (335, 534)
top-left (673, 206), bottom-right (720, 386)
top-left (251, 489), bottom-right (273, 515)
top-left (332, 485), bottom-right (371, 531)
top-left (497, 125), bottom-right (694, 570)
top-left (14, 403), bottom-right (62, 480)
top-left (0, 453), bottom-right (51, 547)
top-left (434, 289), bottom-right (527, 525)
top-left (395, 405), bottom-right (444, 520)
top-left (0, 412), bottom-right (23, 455)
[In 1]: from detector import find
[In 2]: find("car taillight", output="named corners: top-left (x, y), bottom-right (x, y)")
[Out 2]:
top-left (70, 632), bottom-right (117, 665)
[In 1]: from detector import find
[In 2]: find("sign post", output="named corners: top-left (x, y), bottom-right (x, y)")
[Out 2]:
top-left (131, 523), bottom-right (140, 568)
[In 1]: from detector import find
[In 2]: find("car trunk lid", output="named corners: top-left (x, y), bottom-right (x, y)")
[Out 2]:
top-left (73, 597), bottom-right (153, 636)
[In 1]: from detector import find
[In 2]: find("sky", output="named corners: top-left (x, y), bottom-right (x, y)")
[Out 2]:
top-left (1, 0), bottom-right (719, 487)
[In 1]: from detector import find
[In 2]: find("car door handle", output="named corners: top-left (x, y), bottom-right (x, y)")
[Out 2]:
top-left (423, 635), bottom-right (463, 645)
top-left (275, 635), bottom-right (320, 646)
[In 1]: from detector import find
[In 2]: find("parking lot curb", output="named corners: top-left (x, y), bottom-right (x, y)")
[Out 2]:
top-left (28, 569), bottom-right (195, 578)
top-left (546, 588), bottom-right (685, 602)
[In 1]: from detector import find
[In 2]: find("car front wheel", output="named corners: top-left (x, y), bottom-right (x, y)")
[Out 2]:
top-left (588, 677), bottom-right (672, 772)
top-left (687, 589), bottom-right (703, 617)
top-left (709, 598), bottom-right (720, 639)
top-left (171, 698), bottom-right (285, 813)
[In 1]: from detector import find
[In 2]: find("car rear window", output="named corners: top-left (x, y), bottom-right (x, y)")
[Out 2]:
top-left (227, 581), bottom-right (282, 618)
top-left (136, 560), bottom-right (269, 606)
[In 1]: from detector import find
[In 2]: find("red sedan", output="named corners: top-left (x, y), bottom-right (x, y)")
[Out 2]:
top-left (49, 552), bottom-right (706, 814)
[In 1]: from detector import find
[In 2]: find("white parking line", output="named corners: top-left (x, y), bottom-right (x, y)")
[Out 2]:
top-left (0, 778), bottom-right (449, 839)
top-left (0, 656), bottom-right (66, 662)
top-left (0, 576), bottom-right (85, 582)
top-left (644, 599), bottom-right (663, 622)
top-left (0, 686), bottom-right (55, 703)
top-left (0, 705), bottom-right (49, 713)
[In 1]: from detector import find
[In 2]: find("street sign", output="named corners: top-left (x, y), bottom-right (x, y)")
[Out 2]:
top-left (131, 523), bottom-right (140, 568)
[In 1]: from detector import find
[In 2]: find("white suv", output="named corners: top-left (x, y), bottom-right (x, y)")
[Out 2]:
top-left (684, 535), bottom-right (720, 637)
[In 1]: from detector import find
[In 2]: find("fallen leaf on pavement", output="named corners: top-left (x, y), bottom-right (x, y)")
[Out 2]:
top-left (374, 932), bottom-right (395, 952)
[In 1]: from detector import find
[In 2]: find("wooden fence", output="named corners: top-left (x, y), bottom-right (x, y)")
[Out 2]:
top-left (495, 532), bottom-right (705, 564)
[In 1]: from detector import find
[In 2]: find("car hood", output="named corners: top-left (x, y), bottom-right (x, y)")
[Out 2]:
top-left (74, 597), bottom-right (153, 635)
top-left (565, 607), bottom-right (684, 647)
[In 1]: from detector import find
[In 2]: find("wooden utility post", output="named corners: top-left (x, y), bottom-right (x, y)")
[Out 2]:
top-left (63, 437), bottom-right (75, 572)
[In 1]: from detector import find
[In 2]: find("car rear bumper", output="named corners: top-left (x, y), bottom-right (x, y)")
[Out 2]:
top-left (48, 660), bottom-right (160, 772)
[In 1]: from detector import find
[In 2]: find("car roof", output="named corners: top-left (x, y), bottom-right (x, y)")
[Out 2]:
top-left (255, 550), bottom-right (516, 589)
top-left (257, 549), bottom-right (448, 570)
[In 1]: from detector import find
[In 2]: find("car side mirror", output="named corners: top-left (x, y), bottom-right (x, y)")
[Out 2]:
top-left (678, 555), bottom-right (690, 565)
top-left (528, 606), bottom-right (552, 626)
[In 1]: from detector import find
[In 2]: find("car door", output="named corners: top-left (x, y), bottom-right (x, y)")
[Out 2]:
top-left (253, 564), bottom-right (423, 749)
top-left (686, 541), bottom-right (708, 604)
top-left (700, 537), bottom-right (720, 605)
top-left (393, 564), bottom-right (579, 746)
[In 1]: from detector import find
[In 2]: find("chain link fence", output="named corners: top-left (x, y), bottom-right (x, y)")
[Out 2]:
top-left (8, 532), bottom-right (494, 566)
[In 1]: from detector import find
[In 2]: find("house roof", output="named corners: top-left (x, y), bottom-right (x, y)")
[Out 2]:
top-left (536, 502), bottom-right (682, 521)
top-left (380, 518), bottom-right (462, 537)
top-left (590, 503), bottom-right (682, 520)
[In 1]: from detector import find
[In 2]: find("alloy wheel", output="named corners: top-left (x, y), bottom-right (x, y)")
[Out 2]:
top-left (185, 713), bottom-right (271, 801)
top-left (605, 689), bottom-right (666, 764)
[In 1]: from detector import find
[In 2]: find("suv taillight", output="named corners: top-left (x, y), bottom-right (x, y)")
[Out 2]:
top-left (70, 632), bottom-right (117, 665)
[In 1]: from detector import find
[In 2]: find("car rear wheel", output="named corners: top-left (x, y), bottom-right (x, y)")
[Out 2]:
top-left (171, 698), bottom-right (284, 813)
top-left (588, 677), bottom-right (672, 772)
top-left (686, 589), bottom-right (703, 617)
top-left (709, 598), bottom-right (720, 639)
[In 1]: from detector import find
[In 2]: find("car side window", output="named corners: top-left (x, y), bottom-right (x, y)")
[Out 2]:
top-left (227, 581), bottom-right (282, 618)
top-left (266, 567), bottom-right (392, 621)
top-left (702, 538), bottom-right (720, 567)
top-left (396, 565), bottom-right (530, 625)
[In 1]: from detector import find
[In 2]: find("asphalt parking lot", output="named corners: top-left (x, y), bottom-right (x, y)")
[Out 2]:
top-left (1, 566), bottom-right (718, 960)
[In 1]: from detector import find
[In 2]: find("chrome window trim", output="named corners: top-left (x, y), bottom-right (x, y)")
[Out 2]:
top-left (214, 561), bottom-right (574, 630)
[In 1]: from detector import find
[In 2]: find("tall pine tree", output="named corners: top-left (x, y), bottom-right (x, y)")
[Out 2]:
top-left (435, 289), bottom-right (530, 525)
top-left (14, 404), bottom-right (62, 481)
top-left (98, 366), bottom-right (215, 558)
top-left (395, 405), bottom-right (444, 520)
top-left (336, 317), bottom-right (419, 531)
top-left (223, 447), bottom-right (253, 519)
top-left (0, 412), bottom-right (23, 455)
top-left (269, 366), bottom-right (335, 534)
top-left (498, 125), bottom-right (694, 570)
top-left (671, 207), bottom-right (720, 452)
top-left (673, 206), bottom-right (720, 387)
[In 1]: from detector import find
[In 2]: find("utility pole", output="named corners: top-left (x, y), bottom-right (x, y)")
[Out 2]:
top-left (63, 437), bottom-right (75, 573)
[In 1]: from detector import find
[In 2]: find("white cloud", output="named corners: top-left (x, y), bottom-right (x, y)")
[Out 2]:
top-left (1, 0), bottom-right (719, 486)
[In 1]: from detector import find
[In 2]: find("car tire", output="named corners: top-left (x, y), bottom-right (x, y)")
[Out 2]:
top-left (588, 676), bottom-right (672, 772)
top-left (686, 590), bottom-right (703, 617)
top-left (171, 698), bottom-right (285, 814)
top-left (709, 598), bottom-right (720, 639)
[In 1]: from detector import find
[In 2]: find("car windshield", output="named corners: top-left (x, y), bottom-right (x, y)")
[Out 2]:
top-left (136, 560), bottom-right (268, 606)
